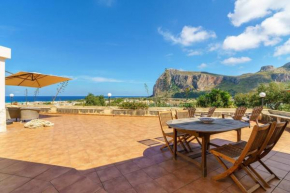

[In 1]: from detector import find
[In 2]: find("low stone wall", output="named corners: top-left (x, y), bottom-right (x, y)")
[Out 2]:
top-left (11, 105), bottom-right (286, 120)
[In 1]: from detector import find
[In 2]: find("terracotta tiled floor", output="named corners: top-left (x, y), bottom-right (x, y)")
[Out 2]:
top-left (0, 114), bottom-right (290, 192)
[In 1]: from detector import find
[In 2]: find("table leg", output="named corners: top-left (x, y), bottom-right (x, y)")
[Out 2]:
top-left (237, 129), bottom-right (241, 142)
top-left (201, 134), bottom-right (210, 177)
top-left (173, 128), bottom-right (177, 160)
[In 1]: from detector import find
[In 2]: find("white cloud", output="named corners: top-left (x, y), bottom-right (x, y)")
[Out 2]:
top-left (274, 38), bottom-right (290, 56)
top-left (158, 26), bottom-right (216, 46)
top-left (91, 77), bottom-right (123, 83)
top-left (228, 0), bottom-right (289, 27)
top-left (198, 63), bottom-right (207, 69)
top-left (222, 57), bottom-right (251, 65)
top-left (208, 43), bottom-right (221, 51)
top-left (80, 76), bottom-right (123, 83)
top-left (223, 0), bottom-right (290, 51)
top-left (185, 49), bottom-right (202, 56)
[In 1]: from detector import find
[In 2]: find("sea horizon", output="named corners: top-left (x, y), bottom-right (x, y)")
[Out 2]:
top-left (5, 95), bottom-right (146, 103)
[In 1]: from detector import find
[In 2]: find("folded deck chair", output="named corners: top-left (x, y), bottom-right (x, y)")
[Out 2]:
top-left (231, 121), bottom-right (288, 187)
top-left (210, 123), bottom-right (273, 193)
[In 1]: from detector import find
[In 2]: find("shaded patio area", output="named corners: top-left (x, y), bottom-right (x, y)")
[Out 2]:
top-left (0, 115), bottom-right (289, 193)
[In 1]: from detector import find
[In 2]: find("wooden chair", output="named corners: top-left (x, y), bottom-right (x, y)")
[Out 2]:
top-left (232, 107), bottom-right (247, 121)
top-left (175, 110), bottom-right (202, 150)
top-left (242, 106), bottom-right (263, 126)
top-left (201, 107), bottom-right (216, 117)
top-left (175, 110), bottom-right (190, 119)
top-left (187, 107), bottom-right (196, 117)
top-left (210, 123), bottom-right (273, 193)
top-left (232, 121), bottom-right (288, 187)
top-left (158, 111), bottom-right (188, 155)
top-left (222, 107), bottom-right (247, 120)
top-left (222, 107), bottom-right (247, 141)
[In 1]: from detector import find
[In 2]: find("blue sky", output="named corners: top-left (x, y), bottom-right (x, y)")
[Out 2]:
top-left (2, 0), bottom-right (290, 96)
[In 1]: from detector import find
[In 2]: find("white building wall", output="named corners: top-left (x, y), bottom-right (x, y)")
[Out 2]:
top-left (0, 46), bottom-right (11, 132)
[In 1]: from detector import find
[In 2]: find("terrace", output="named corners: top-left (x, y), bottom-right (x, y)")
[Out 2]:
top-left (0, 114), bottom-right (289, 193)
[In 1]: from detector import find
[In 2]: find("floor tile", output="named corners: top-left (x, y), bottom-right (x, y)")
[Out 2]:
top-left (142, 165), bottom-right (169, 179)
top-left (51, 169), bottom-right (84, 191)
top-left (155, 174), bottom-right (185, 193)
top-left (134, 181), bottom-right (167, 193)
top-left (0, 175), bottom-right (31, 193)
top-left (96, 166), bottom-right (122, 182)
top-left (116, 162), bottom-right (140, 175)
top-left (59, 177), bottom-right (102, 193)
top-left (35, 166), bottom-right (72, 182)
top-left (16, 163), bottom-right (51, 178)
top-left (103, 176), bottom-right (132, 193)
top-left (10, 179), bottom-right (51, 193)
top-left (278, 179), bottom-right (290, 192)
top-left (125, 170), bottom-right (153, 187)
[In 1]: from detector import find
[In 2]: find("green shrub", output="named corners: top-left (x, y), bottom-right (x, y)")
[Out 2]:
top-left (119, 102), bottom-right (148, 110)
top-left (179, 101), bottom-right (196, 108)
top-left (234, 82), bottom-right (290, 109)
top-left (110, 98), bottom-right (124, 106)
top-left (85, 93), bottom-right (105, 106)
top-left (196, 89), bottom-right (232, 108)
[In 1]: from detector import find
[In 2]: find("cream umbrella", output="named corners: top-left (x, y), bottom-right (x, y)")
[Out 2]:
top-left (5, 71), bottom-right (71, 88)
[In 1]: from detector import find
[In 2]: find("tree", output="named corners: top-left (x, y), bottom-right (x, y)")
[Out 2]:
top-left (234, 82), bottom-right (290, 109)
top-left (84, 93), bottom-right (105, 106)
top-left (197, 89), bottom-right (232, 108)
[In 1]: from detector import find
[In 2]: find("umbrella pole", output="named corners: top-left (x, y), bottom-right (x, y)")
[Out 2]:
top-left (0, 46), bottom-right (11, 132)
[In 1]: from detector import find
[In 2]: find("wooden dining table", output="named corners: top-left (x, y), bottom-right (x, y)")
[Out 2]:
top-left (167, 118), bottom-right (249, 177)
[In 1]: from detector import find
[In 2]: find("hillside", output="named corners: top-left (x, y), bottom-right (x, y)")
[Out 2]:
top-left (153, 62), bottom-right (290, 97)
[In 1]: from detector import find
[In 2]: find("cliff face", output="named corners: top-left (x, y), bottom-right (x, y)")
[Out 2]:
top-left (153, 63), bottom-right (290, 97)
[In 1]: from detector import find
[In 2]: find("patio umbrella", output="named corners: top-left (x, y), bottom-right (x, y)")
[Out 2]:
top-left (5, 71), bottom-right (71, 88)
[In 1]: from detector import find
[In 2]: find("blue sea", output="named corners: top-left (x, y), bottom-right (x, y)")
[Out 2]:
top-left (5, 96), bottom-right (145, 103)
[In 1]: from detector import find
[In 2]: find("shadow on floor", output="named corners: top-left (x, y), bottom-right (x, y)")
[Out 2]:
top-left (0, 138), bottom-right (289, 193)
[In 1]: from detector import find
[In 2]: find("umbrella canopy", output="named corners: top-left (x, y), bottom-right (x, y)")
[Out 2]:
top-left (5, 71), bottom-right (71, 88)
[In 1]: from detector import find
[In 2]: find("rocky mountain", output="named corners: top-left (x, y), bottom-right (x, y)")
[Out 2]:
top-left (153, 62), bottom-right (290, 97)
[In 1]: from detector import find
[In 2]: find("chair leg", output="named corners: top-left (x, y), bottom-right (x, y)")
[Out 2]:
top-left (183, 135), bottom-right (192, 152)
top-left (241, 164), bottom-right (267, 190)
top-left (212, 155), bottom-right (249, 193)
top-left (177, 136), bottom-right (188, 152)
top-left (258, 159), bottom-right (280, 180)
top-left (160, 136), bottom-right (174, 155)
top-left (247, 165), bottom-right (271, 188)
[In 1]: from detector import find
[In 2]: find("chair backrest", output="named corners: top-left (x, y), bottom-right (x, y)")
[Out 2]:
top-left (249, 106), bottom-right (263, 121)
top-left (188, 108), bottom-right (196, 117)
top-left (233, 107), bottom-right (247, 120)
top-left (237, 123), bottom-right (272, 163)
top-left (260, 121), bottom-right (288, 159)
top-left (175, 110), bottom-right (190, 119)
top-left (207, 107), bottom-right (216, 117)
top-left (158, 111), bottom-right (173, 132)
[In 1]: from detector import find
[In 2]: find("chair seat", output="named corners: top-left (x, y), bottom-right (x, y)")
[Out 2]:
top-left (164, 132), bottom-right (186, 138)
top-left (211, 144), bottom-right (243, 161)
top-left (230, 140), bottom-right (247, 149)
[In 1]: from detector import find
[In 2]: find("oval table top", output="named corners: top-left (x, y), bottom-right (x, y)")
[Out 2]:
top-left (167, 118), bottom-right (250, 133)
